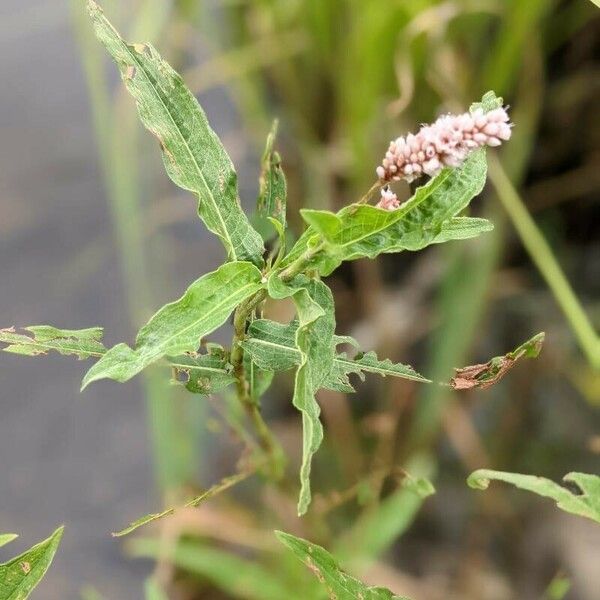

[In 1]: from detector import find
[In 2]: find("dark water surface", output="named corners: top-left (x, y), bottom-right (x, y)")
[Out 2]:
top-left (0, 1), bottom-right (242, 597)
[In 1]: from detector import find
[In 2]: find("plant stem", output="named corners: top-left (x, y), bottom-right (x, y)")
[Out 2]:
top-left (229, 289), bottom-right (283, 474)
top-left (358, 181), bottom-right (381, 204)
top-left (489, 154), bottom-right (600, 369)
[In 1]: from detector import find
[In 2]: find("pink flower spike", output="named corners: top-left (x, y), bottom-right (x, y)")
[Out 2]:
top-left (376, 103), bottom-right (512, 183)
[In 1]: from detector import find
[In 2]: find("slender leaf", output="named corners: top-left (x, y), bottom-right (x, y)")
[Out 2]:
top-left (468, 470), bottom-right (600, 524)
top-left (276, 531), bottom-right (409, 600)
top-left (82, 262), bottom-right (264, 388)
top-left (268, 275), bottom-right (335, 515)
top-left (0, 537), bottom-right (17, 551)
top-left (257, 119), bottom-right (287, 229)
top-left (241, 320), bottom-right (429, 392)
top-left (451, 332), bottom-right (544, 390)
top-left (0, 526), bottom-right (63, 600)
top-left (88, 0), bottom-right (264, 266)
top-left (0, 326), bottom-right (105, 359)
top-left (299, 149), bottom-right (488, 276)
top-left (280, 92), bottom-right (502, 276)
top-left (243, 353), bottom-right (275, 404)
top-left (327, 349), bottom-right (430, 391)
top-left (428, 217), bottom-right (493, 245)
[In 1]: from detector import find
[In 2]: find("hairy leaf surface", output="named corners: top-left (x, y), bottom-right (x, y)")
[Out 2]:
top-left (276, 531), bottom-right (409, 599)
top-left (0, 326), bottom-right (105, 359)
top-left (0, 526), bottom-right (63, 600)
top-left (88, 0), bottom-right (264, 266)
top-left (268, 276), bottom-right (335, 515)
top-left (82, 262), bottom-right (263, 388)
top-left (468, 470), bottom-right (600, 524)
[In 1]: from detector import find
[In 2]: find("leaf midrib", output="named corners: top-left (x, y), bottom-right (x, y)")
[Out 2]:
top-left (331, 169), bottom-right (451, 250)
top-left (137, 279), bottom-right (261, 359)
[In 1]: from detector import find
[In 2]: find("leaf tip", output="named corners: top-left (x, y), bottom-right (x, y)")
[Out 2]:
top-left (467, 470), bottom-right (491, 490)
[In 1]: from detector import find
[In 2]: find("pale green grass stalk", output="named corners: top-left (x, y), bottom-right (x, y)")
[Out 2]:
top-left (489, 154), bottom-right (600, 369)
top-left (70, 0), bottom-right (196, 493)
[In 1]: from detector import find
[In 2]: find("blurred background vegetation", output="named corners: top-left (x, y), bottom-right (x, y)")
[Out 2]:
top-left (1, 0), bottom-right (599, 598)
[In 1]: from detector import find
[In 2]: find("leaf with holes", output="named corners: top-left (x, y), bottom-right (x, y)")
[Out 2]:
top-left (241, 320), bottom-right (429, 393)
top-left (88, 0), bottom-right (264, 266)
top-left (0, 326), bottom-right (105, 359)
top-left (169, 347), bottom-right (236, 395)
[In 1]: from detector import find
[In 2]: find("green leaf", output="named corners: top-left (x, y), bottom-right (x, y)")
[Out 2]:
top-left (0, 536), bottom-right (18, 550)
top-left (468, 470), bottom-right (600, 524)
top-left (325, 348), bottom-right (430, 392)
top-left (240, 320), bottom-right (302, 372)
top-left (87, 0), bottom-right (264, 266)
top-left (268, 275), bottom-right (336, 515)
top-left (276, 531), bottom-right (409, 600)
top-left (0, 526), bottom-right (63, 600)
top-left (257, 120), bottom-right (287, 230)
top-left (131, 539), bottom-right (292, 600)
top-left (82, 262), bottom-right (264, 388)
top-left (0, 326), bottom-right (105, 359)
top-left (241, 320), bottom-right (429, 392)
top-left (451, 332), bottom-right (544, 390)
top-left (429, 217), bottom-right (493, 245)
top-left (299, 149), bottom-right (488, 276)
top-left (170, 347), bottom-right (236, 395)
top-left (280, 92), bottom-right (501, 277)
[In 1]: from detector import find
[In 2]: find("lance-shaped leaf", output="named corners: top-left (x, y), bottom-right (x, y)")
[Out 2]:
top-left (169, 348), bottom-right (236, 396)
top-left (0, 526), bottom-right (63, 600)
top-left (325, 348), bottom-right (430, 392)
top-left (241, 320), bottom-right (429, 392)
top-left (280, 91), bottom-right (503, 277)
top-left (0, 326), bottom-right (105, 359)
top-left (82, 262), bottom-right (264, 388)
top-left (299, 149), bottom-right (488, 276)
top-left (451, 332), bottom-right (544, 390)
top-left (276, 531), bottom-right (410, 600)
top-left (88, 1), bottom-right (264, 266)
top-left (427, 216), bottom-right (493, 246)
top-left (268, 275), bottom-right (335, 515)
top-left (468, 470), bottom-right (600, 524)
top-left (257, 120), bottom-right (287, 230)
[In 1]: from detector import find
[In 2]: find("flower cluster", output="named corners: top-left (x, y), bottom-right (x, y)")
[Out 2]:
top-left (376, 186), bottom-right (400, 210)
top-left (376, 106), bottom-right (512, 184)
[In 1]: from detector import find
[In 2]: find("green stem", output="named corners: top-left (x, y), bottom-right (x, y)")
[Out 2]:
top-left (229, 290), bottom-right (283, 474)
top-left (489, 154), bottom-right (600, 369)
